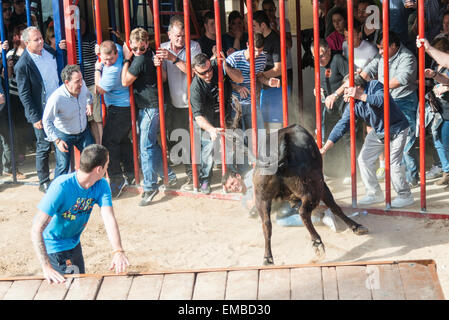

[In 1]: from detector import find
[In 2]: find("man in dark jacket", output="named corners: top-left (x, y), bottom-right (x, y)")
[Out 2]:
top-left (190, 53), bottom-right (242, 194)
top-left (15, 26), bottom-right (60, 192)
top-left (320, 75), bottom-right (414, 208)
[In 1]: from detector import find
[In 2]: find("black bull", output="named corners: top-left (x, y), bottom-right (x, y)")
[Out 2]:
top-left (253, 124), bottom-right (369, 265)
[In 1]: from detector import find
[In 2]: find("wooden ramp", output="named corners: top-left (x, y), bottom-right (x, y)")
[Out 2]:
top-left (0, 260), bottom-right (444, 300)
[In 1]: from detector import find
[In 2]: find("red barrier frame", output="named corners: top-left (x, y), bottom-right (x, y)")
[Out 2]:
top-left (279, 0), bottom-right (288, 127)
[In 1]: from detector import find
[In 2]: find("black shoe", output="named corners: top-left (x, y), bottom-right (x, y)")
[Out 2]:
top-left (110, 179), bottom-right (127, 199)
top-left (139, 189), bottom-right (159, 206)
top-left (168, 177), bottom-right (178, 188)
top-left (39, 182), bottom-right (50, 193)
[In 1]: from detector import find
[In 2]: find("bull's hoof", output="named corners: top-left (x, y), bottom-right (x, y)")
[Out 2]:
top-left (263, 256), bottom-right (274, 265)
top-left (312, 239), bottom-right (326, 260)
top-left (352, 224), bottom-right (369, 235)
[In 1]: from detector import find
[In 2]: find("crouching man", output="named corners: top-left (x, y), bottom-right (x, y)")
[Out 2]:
top-left (31, 144), bottom-right (129, 284)
top-left (320, 74), bottom-right (414, 208)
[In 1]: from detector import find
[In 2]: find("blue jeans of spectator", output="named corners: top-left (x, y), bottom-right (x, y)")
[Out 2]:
top-left (33, 127), bottom-right (51, 185)
top-left (53, 127), bottom-right (94, 178)
top-left (434, 120), bottom-right (449, 173)
top-left (394, 93), bottom-right (419, 183)
top-left (199, 132), bottom-right (215, 184)
top-left (139, 108), bottom-right (176, 192)
top-left (48, 242), bottom-right (85, 275)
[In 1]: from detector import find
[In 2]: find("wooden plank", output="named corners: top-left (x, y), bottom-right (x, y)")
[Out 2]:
top-left (225, 270), bottom-right (258, 300)
top-left (367, 264), bottom-right (406, 300)
top-left (290, 267), bottom-right (323, 300)
top-left (159, 273), bottom-right (195, 300)
top-left (34, 279), bottom-right (73, 300)
top-left (399, 262), bottom-right (441, 300)
top-left (321, 267), bottom-right (338, 300)
top-left (2, 280), bottom-right (42, 300)
top-left (258, 269), bottom-right (290, 300)
top-left (336, 266), bottom-right (372, 300)
top-left (127, 275), bottom-right (163, 300)
top-left (96, 276), bottom-right (133, 300)
top-left (192, 272), bottom-right (227, 300)
top-left (0, 282), bottom-right (12, 300)
top-left (65, 277), bottom-right (102, 300)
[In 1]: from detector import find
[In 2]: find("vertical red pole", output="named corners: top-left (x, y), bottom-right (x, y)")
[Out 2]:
top-left (417, 0), bottom-right (426, 211)
top-left (213, 0), bottom-right (227, 176)
top-left (183, 0), bottom-right (200, 191)
top-left (347, 0), bottom-right (357, 207)
top-left (313, 0), bottom-right (322, 148)
top-left (383, 0), bottom-right (391, 208)
top-left (93, 0), bottom-right (107, 126)
top-left (123, 0), bottom-right (141, 185)
top-left (150, 0), bottom-right (170, 186)
top-left (279, 0), bottom-right (288, 127)
top-left (246, 0), bottom-right (258, 159)
top-left (295, 0), bottom-right (303, 124)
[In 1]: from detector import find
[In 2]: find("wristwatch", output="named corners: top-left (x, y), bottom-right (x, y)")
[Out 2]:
top-left (333, 92), bottom-right (338, 98)
top-left (123, 59), bottom-right (131, 64)
top-left (173, 56), bottom-right (180, 64)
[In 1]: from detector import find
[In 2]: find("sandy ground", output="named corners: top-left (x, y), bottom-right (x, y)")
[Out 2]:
top-left (1, 180), bottom-right (449, 299)
top-left (1, 152), bottom-right (449, 299)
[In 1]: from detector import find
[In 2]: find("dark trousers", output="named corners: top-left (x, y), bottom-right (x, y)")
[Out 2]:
top-left (53, 127), bottom-right (94, 178)
top-left (33, 126), bottom-right (51, 185)
top-left (102, 106), bottom-right (134, 183)
top-left (48, 242), bottom-right (85, 275)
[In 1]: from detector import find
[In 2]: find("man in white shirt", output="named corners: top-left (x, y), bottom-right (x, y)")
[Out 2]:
top-left (156, 15), bottom-right (202, 191)
top-left (342, 20), bottom-right (378, 71)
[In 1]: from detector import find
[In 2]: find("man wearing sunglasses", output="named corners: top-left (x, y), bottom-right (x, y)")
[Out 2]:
top-left (11, 0), bottom-right (26, 27)
top-left (189, 53), bottom-right (243, 194)
top-left (121, 28), bottom-right (178, 206)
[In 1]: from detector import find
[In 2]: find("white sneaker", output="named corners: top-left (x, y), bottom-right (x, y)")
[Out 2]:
top-left (358, 193), bottom-right (385, 205)
top-left (426, 165), bottom-right (443, 180)
top-left (391, 195), bottom-right (414, 208)
top-left (342, 177), bottom-right (352, 185)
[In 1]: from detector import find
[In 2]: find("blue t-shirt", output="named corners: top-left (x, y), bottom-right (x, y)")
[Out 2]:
top-left (226, 50), bottom-right (267, 104)
top-left (37, 172), bottom-right (113, 254)
top-left (99, 44), bottom-right (130, 107)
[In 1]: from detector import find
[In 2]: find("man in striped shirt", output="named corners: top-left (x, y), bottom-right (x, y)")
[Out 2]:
top-left (226, 32), bottom-right (280, 132)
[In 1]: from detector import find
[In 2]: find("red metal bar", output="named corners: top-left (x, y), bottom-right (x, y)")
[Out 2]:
top-left (183, 0), bottom-right (200, 191)
top-left (246, 0), bottom-right (258, 158)
top-left (295, 0), bottom-right (303, 124)
top-left (150, 0), bottom-right (170, 186)
top-left (213, 0), bottom-right (227, 176)
top-left (382, 0), bottom-right (391, 208)
top-left (313, 0), bottom-right (322, 148)
top-left (279, 0), bottom-right (288, 127)
top-left (347, 0), bottom-right (356, 207)
top-left (417, 0), bottom-right (426, 211)
top-left (93, 0), bottom-right (107, 126)
top-left (122, 0), bottom-right (141, 185)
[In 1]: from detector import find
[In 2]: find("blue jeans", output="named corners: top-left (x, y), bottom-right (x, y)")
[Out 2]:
top-left (199, 132), bottom-right (215, 184)
top-left (139, 108), bottom-right (176, 192)
top-left (394, 93), bottom-right (419, 183)
top-left (48, 242), bottom-right (85, 275)
top-left (33, 127), bottom-right (51, 185)
top-left (434, 120), bottom-right (449, 173)
top-left (53, 127), bottom-right (94, 178)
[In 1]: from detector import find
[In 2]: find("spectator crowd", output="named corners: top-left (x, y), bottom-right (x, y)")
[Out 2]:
top-left (0, 0), bottom-right (449, 211)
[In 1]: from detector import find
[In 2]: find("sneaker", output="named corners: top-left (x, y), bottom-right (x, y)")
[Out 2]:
top-left (342, 177), bottom-right (352, 185)
top-left (110, 179), bottom-right (127, 199)
top-left (426, 166), bottom-right (443, 180)
top-left (376, 167), bottom-right (385, 181)
top-left (200, 181), bottom-right (211, 194)
top-left (409, 180), bottom-right (420, 189)
top-left (138, 189), bottom-right (159, 206)
top-left (435, 172), bottom-right (449, 186)
top-left (181, 177), bottom-right (194, 191)
top-left (358, 193), bottom-right (385, 205)
top-left (168, 177), bottom-right (178, 188)
top-left (3, 171), bottom-right (26, 180)
top-left (391, 195), bottom-right (414, 208)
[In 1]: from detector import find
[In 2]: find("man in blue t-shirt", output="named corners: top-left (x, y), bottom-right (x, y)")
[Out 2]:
top-left (95, 41), bottom-right (135, 198)
top-left (31, 144), bottom-right (129, 284)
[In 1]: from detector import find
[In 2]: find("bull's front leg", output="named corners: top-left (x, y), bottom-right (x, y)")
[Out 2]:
top-left (255, 196), bottom-right (274, 265)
